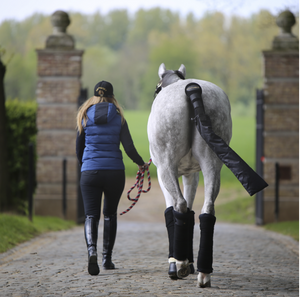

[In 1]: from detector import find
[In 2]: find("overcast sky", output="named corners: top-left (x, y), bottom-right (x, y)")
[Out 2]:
top-left (1, 0), bottom-right (299, 23)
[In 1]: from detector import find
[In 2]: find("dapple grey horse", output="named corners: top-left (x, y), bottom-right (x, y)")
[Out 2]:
top-left (147, 63), bottom-right (232, 287)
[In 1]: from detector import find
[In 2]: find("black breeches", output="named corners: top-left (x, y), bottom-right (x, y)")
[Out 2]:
top-left (80, 170), bottom-right (125, 220)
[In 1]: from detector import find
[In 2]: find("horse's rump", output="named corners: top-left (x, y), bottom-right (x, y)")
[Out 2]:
top-left (148, 78), bottom-right (232, 171)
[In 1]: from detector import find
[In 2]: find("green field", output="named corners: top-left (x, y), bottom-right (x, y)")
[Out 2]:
top-left (122, 110), bottom-right (255, 187)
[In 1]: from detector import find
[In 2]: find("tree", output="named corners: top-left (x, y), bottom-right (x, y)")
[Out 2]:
top-left (0, 49), bottom-right (8, 211)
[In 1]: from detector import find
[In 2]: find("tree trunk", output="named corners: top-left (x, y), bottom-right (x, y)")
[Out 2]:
top-left (0, 59), bottom-right (8, 211)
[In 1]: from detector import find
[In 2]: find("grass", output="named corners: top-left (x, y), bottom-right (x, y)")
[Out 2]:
top-left (215, 196), bottom-right (299, 241)
top-left (0, 214), bottom-right (76, 253)
top-left (264, 221), bottom-right (299, 241)
top-left (122, 110), bottom-right (152, 176)
top-left (215, 196), bottom-right (255, 225)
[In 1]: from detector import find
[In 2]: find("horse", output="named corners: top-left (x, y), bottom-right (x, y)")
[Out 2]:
top-left (147, 63), bottom-right (232, 287)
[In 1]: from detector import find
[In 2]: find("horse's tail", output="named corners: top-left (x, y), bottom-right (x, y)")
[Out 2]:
top-left (185, 83), bottom-right (268, 196)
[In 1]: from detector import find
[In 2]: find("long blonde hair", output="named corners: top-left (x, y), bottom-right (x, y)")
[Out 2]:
top-left (76, 95), bottom-right (125, 134)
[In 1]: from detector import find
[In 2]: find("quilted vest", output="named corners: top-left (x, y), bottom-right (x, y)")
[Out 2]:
top-left (81, 102), bottom-right (124, 171)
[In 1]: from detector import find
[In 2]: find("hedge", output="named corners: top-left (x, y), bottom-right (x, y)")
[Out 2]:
top-left (5, 99), bottom-right (37, 212)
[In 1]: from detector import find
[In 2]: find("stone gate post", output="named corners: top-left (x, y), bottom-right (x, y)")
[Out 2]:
top-left (261, 10), bottom-right (299, 223)
top-left (35, 11), bottom-right (84, 221)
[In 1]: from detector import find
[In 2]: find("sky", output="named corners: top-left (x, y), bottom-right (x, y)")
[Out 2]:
top-left (1, 0), bottom-right (299, 23)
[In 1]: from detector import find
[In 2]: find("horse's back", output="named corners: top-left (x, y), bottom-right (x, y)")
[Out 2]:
top-left (148, 80), bottom-right (192, 167)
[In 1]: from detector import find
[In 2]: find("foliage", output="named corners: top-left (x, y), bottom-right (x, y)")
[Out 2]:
top-left (0, 8), bottom-right (298, 109)
top-left (5, 99), bottom-right (37, 212)
top-left (0, 47), bottom-right (8, 211)
top-left (0, 214), bottom-right (75, 253)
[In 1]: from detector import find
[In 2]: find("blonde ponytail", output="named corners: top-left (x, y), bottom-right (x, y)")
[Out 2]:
top-left (76, 96), bottom-right (125, 134)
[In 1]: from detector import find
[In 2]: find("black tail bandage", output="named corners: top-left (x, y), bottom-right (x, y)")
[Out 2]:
top-left (164, 206), bottom-right (174, 258)
top-left (197, 213), bottom-right (216, 274)
top-left (185, 83), bottom-right (268, 196)
top-left (173, 210), bottom-right (189, 261)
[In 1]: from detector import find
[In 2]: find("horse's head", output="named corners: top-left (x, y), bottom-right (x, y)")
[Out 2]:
top-left (154, 63), bottom-right (186, 97)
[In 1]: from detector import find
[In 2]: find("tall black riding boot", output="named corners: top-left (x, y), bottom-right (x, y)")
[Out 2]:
top-left (164, 206), bottom-right (177, 279)
top-left (187, 210), bottom-right (195, 274)
top-left (84, 215), bottom-right (100, 275)
top-left (102, 213), bottom-right (117, 269)
top-left (197, 213), bottom-right (216, 274)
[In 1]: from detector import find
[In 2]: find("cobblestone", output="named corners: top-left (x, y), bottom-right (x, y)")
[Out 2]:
top-left (0, 219), bottom-right (298, 296)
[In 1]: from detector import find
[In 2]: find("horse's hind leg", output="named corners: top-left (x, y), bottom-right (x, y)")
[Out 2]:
top-left (197, 166), bottom-right (221, 288)
top-left (158, 167), bottom-right (190, 278)
top-left (192, 143), bottom-right (222, 288)
top-left (182, 172), bottom-right (199, 274)
top-left (159, 172), bottom-right (177, 279)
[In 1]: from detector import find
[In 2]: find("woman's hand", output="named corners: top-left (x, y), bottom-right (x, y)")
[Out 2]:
top-left (138, 163), bottom-right (149, 174)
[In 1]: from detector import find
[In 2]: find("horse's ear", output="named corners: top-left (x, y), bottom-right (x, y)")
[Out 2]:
top-left (178, 64), bottom-right (186, 78)
top-left (158, 63), bottom-right (166, 79)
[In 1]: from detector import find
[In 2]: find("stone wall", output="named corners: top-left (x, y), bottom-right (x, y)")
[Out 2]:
top-left (34, 11), bottom-right (83, 221)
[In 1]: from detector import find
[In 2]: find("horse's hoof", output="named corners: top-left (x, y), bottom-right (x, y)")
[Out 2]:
top-left (197, 272), bottom-right (211, 288)
top-left (176, 259), bottom-right (190, 278)
top-left (168, 262), bottom-right (178, 280)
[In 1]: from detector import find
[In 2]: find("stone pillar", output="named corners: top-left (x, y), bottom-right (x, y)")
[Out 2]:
top-left (262, 10), bottom-right (299, 223)
top-left (35, 11), bottom-right (84, 221)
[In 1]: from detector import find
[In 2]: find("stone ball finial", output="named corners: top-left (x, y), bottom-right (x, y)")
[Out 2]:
top-left (51, 10), bottom-right (71, 34)
top-left (272, 9), bottom-right (298, 50)
top-left (276, 10), bottom-right (296, 34)
top-left (46, 10), bottom-right (75, 50)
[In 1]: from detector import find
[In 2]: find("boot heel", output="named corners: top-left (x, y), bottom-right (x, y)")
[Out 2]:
top-left (88, 249), bottom-right (99, 275)
top-left (88, 258), bottom-right (100, 275)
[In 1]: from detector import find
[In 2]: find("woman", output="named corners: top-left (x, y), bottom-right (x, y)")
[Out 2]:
top-left (76, 81), bottom-right (148, 276)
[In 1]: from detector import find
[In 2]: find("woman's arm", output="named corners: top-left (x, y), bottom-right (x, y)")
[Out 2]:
top-left (120, 120), bottom-right (145, 166)
top-left (76, 130), bottom-right (85, 167)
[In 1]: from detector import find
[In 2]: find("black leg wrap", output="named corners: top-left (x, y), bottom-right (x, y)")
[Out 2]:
top-left (102, 213), bottom-right (117, 269)
top-left (187, 210), bottom-right (195, 274)
top-left (187, 210), bottom-right (195, 263)
top-left (165, 207), bottom-right (178, 279)
top-left (164, 206), bottom-right (174, 259)
top-left (197, 213), bottom-right (216, 274)
top-left (173, 210), bottom-right (189, 261)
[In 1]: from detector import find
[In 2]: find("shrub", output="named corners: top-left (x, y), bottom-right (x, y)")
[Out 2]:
top-left (5, 99), bottom-right (37, 212)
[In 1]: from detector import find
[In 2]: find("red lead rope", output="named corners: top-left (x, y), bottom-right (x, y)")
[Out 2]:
top-left (120, 159), bottom-right (152, 215)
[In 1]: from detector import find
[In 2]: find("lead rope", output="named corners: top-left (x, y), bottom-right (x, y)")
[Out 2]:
top-left (120, 159), bottom-right (152, 215)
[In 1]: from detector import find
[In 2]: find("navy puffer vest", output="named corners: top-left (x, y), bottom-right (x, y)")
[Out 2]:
top-left (81, 102), bottom-right (124, 171)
